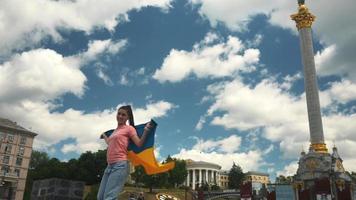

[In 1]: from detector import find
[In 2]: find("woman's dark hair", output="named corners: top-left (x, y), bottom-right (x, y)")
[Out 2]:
top-left (118, 105), bottom-right (135, 126)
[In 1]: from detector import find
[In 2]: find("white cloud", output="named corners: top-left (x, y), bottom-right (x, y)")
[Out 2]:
top-left (189, 0), bottom-right (356, 83)
top-left (202, 76), bottom-right (356, 162)
top-left (195, 116), bottom-right (206, 131)
top-left (173, 149), bottom-right (262, 171)
top-left (190, 135), bottom-right (241, 154)
top-left (343, 158), bottom-right (356, 173)
top-left (61, 143), bottom-right (78, 154)
top-left (276, 161), bottom-right (298, 177)
top-left (0, 49), bottom-right (86, 103)
top-left (321, 80), bottom-right (356, 105)
top-left (207, 79), bottom-right (307, 132)
top-left (263, 145), bottom-right (274, 155)
top-left (95, 63), bottom-right (114, 86)
top-left (190, 0), bottom-right (297, 31)
top-left (81, 39), bottom-right (128, 62)
top-left (154, 145), bottom-right (162, 161)
top-left (80, 39), bottom-right (127, 85)
top-left (137, 67), bottom-right (145, 75)
top-left (280, 73), bottom-right (302, 90)
top-left (153, 34), bottom-right (260, 83)
top-left (119, 74), bottom-right (130, 86)
top-left (0, 42), bottom-right (175, 155)
top-left (0, 0), bottom-right (171, 56)
top-left (133, 101), bottom-right (176, 124)
top-left (246, 34), bottom-right (264, 48)
top-left (0, 101), bottom-right (175, 154)
top-left (0, 38), bottom-right (127, 103)
top-left (117, 67), bottom-right (150, 86)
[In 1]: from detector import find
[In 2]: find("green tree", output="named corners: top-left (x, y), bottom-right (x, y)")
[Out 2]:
top-left (167, 156), bottom-right (187, 188)
top-left (69, 150), bottom-right (107, 184)
top-left (24, 150), bottom-right (51, 200)
top-left (228, 162), bottom-right (245, 189)
top-left (131, 166), bottom-right (145, 186)
top-left (94, 149), bottom-right (107, 183)
top-left (133, 160), bottom-right (172, 192)
top-left (142, 173), bottom-right (163, 192)
top-left (28, 150), bottom-right (50, 169)
top-left (210, 184), bottom-right (221, 191)
top-left (201, 182), bottom-right (210, 191)
top-left (275, 175), bottom-right (293, 184)
top-left (83, 185), bottom-right (99, 200)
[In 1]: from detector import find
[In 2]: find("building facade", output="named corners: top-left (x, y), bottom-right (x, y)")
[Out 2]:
top-left (184, 159), bottom-right (222, 190)
top-left (0, 118), bottom-right (37, 200)
top-left (219, 171), bottom-right (229, 189)
top-left (184, 160), bottom-right (270, 191)
top-left (245, 171), bottom-right (270, 196)
top-left (245, 171), bottom-right (270, 186)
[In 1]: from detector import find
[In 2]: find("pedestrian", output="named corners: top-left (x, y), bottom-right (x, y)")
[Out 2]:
top-left (97, 105), bottom-right (153, 200)
top-left (137, 192), bottom-right (145, 200)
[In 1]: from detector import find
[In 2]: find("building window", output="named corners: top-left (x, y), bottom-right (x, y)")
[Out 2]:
top-left (0, 132), bottom-right (5, 141)
top-left (18, 146), bottom-right (25, 156)
top-left (14, 168), bottom-right (20, 177)
top-left (1, 166), bottom-right (10, 175)
top-left (20, 136), bottom-right (27, 145)
top-left (16, 157), bottom-right (23, 166)
top-left (7, 134), bottom-right (15, 143)
top-left (0, 133), bottom-right (3, 149)
top-left (3, 155), bottom-right (10, 164)
top-left (4, 144), bottom-right (12, 154)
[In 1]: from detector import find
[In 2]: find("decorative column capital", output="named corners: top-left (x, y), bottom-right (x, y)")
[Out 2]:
top-left (291, 4), bottom-right (316, 30)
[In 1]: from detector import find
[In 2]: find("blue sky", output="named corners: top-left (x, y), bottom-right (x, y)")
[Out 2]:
top-left (1, 0), bottom-right (356, 181)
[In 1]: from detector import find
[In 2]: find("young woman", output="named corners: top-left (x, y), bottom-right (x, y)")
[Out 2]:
top-left (97, 105), bottom-right (152, 200)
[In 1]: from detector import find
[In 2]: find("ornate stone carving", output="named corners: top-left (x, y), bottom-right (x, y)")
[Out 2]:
top-left (310, 143), bottom-right (328, 153)
top-left (291, 5), bottom-right (316, 30)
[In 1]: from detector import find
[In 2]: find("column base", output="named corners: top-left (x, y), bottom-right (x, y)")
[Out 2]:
top-left (310, 143), bottom-right (328, 153)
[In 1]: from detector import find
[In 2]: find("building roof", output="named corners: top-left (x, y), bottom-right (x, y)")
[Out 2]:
top-left (186, 159), bottom-right (222, 170)
top-left (0, 117), bottom-right (37, 136)
top-left (246, 171), bottom-right (269, 177)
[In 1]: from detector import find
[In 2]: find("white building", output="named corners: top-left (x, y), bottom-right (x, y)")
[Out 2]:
top-left (184, 159), bottom-right (222, 190)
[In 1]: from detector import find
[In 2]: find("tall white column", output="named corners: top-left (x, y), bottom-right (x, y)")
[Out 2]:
top-left (199, 169), bottom-right (202, 187)
top-left (205, 169), bottom-right (208, 184)
top-left (291, 3), bottom-right (327, 154)
top-left (210, 170), bottom-right (213, 183)
top-left (186, 170), bottom-right (190, 187)
top-left (213, 171), bottom-right (217, 184)
top-left (192, 169), bottom-right (196, 190)
top-left (299, 28), bottom-right (324, 144)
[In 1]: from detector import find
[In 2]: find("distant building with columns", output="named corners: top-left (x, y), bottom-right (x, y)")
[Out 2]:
top-left (184, 159), bottom-right (222, 190)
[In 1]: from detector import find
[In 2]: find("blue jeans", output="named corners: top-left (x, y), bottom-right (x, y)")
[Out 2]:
top-left (97, 160), bottom-right (129, 200)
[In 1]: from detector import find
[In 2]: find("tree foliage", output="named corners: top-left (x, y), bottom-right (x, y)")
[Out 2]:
top-left (24, 150), bottom-right (107, 199)
top-left (24, 150), bottom-right (187, 198)
top-left (167, 156), bottom-right (187, 188)
top-left (275, 175), bottom-right (293, 184)
top-left (228, 162), bottom-right (245, 189)
top-left (131, 156), bottom-right (187, 191)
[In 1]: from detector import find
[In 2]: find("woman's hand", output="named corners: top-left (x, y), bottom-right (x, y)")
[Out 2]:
top-left (144, 122), bottom-right (153, 133)
top-left (132, 121), bottom-right (155, 147)
top-left (102, 133), bottom-right (109, 145)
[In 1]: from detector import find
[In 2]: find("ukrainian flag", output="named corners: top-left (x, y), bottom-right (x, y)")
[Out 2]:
top-left (101, 120), bottom-right (175, 175)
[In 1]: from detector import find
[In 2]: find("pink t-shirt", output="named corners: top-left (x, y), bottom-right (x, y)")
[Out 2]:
top-left (107, 125), bottom-right (137, 164)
